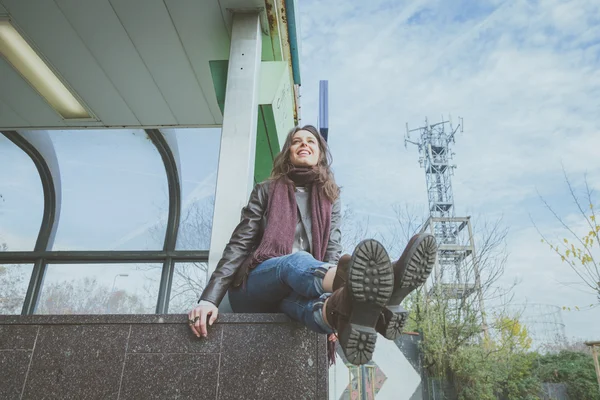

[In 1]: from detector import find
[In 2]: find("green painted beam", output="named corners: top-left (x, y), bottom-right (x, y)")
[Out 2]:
top-left (255, 106), bottom-right (276, 183)
top-left (209, 60), bottom-right (228, 115)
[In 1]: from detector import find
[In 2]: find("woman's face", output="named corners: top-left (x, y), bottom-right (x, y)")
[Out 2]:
top-left (289, 130), bottom-right (321, 167)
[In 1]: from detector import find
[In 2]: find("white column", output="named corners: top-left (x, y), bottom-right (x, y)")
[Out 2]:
top-left (208, 12), bottom-right (262, 311)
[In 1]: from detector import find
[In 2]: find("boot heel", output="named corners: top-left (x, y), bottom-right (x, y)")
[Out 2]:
top-left (345, 239), bottom-right (394, 364)
top-left (338, 323), bottom-right (378, 365)
top-left (388, 234), bottom-right (437, 305)
top-left (377, 307), bottom-right (408, 340)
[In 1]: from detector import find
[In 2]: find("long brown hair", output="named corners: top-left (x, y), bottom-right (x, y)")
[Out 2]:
top-left (270, 125), bottom-right (340, 202)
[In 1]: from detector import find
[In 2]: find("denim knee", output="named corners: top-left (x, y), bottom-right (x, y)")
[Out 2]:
top-left (279, 292), bottom-right (333, 335)
top-left (311, 293), bottom-right (334, 334)
top-left (277, 251), bottom-right (333, 297)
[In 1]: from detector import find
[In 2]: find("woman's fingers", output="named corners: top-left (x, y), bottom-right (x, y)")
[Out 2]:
top-left (188, 309), bottom-right (201, 337)
top-left (195, 309), bottom-right (208, 337)
top-left (208, 308), bottom-right (219, 326)
top-left (188, 305), bottom-right (218, 338)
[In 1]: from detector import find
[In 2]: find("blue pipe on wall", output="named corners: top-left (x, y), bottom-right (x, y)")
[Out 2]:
top-left (285, 0), bottom-right (301, 86)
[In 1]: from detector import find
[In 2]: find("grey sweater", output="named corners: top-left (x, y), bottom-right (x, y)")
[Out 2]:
top-left (292, 186), bottom-right (311, 254)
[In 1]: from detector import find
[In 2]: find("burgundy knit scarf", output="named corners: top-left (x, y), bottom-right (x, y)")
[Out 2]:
top-left (249, 166), bottom-right (337, 366)
top-left (250, 167), bottom-right (332, 267)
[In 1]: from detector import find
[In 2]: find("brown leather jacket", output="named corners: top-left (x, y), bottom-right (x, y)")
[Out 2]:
top-left (199, 180), bottom-right (343, 306)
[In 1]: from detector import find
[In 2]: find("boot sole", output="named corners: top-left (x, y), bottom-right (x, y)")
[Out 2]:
top-left (377, 234), bottom-right (436, 340)
top-left (389, 234), bottom-right (437, 306)
top-left (338, 239), bottom-right (393, 365)
top-left (376, 306), bottom-right (409, 341)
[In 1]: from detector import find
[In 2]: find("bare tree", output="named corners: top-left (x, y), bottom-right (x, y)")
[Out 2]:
top-left (144, 197), bottom-right (214, 312)
top-left (0, 243), bottom-right (28, 314)
top-left (36, 277), bottom-right (150, 315)
top-left (387, 203), bottom-right (428, 255)
top-left (340, 205), bottom-right (372, 254)
top-left (534, 170), bottom-right (600, 302)
top-left (388, 209), bottom-right (515, 377)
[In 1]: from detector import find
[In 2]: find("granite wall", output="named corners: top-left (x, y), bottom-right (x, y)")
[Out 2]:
top-left (0, 314), bottom-right (328, 400)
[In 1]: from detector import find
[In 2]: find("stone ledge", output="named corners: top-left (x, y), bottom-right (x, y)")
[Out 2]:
top-left (0, 313), bottom-right (292, 325)
top-left (0, 314), bottom-right (328, 400)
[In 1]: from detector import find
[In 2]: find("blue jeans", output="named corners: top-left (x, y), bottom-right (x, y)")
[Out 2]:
top-left (229, 251), bottom-right (334, 334)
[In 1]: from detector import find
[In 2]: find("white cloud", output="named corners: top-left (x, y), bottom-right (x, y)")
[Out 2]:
top-left (299, 0), bottom-right (600, 339)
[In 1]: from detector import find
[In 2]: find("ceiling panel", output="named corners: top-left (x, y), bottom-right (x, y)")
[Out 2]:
top-left (165, 0), bottom-right (230, 124)
top-left (0, 98), bottom-right (29, 127)
top-left (1, 0), bottom-right (139, 126)
top-left (55, 0), bottom-right (177, 126)
top-left (109, 0), bottom-right (215, 125)
top-left (0, 3), bottom-right (6, 13)
top-left (0, 57), bottom-right (66, 127)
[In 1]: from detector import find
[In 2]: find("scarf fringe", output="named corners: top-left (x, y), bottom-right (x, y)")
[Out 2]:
top-left (327, 335), bottom-right (337, 367)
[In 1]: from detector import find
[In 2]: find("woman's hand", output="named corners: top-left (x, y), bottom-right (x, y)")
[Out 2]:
top-left (188, 303), bottom-right (219, 338)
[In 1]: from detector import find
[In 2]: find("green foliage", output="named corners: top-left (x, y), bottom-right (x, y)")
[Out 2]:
top-left (407, 289), bottom-right (485, 378)
top-left (493, 316), bottom-right (533, 352)
top-left (533, 350), bottom-right (600, 400)
top-left (408, 284), bottom-right (600, 400)
top-left (446, 316), bottom-right (542, 400)
top-left (450, 346), bottom-right (497, 400)
top-left (536, 173), bottom-right (600, 302)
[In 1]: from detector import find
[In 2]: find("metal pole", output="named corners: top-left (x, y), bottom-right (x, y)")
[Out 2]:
top-left (592, 344), bottom-right (600, 394)
top-left (468, 219), bottom-right (488, 338)
top-left (107, 274), bottom-right (128, 313)
top-left (2, 131), bottom-right (61, 315)
top-left (318, 80), bottom-right (329, 141)
top-left (146, 129), bottom-right (181, 314)
top-left (361, 365), bottom-right (367, 400)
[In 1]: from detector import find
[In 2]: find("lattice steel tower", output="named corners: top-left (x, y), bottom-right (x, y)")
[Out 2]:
top-left (405, 117), bottom-right (487, 333)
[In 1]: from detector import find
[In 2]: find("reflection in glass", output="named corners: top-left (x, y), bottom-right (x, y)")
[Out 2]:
top-left (35, 263), bottom-right (162, 315)
top-left (171, 128), bottom-right (220, 250)
top-left (0, 134), bottom-right (43, 251)
top-left (0, 263), bottom-right (33, 314)
top-left (168, 262), bottom-right (208, 314)
top-left (46, 130), bottom-right (168, 251)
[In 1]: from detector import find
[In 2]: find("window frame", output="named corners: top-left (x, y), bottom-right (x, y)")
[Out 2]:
top-left (0, 129), bottom-right (209, 314)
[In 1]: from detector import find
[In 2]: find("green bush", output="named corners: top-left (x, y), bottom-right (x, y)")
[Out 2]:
top-left (449, 345), bottom-right (542, 400)
top-left (533, 350), bottom-right (600, 400)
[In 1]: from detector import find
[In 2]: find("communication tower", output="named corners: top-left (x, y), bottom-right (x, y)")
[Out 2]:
top-left (405, 117), bottom-right (487, 332)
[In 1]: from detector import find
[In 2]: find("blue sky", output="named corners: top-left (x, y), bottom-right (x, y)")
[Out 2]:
top-left (298, 0), bottom-right (600, 341)
top-left (1, 0), bottom-right (599, 340)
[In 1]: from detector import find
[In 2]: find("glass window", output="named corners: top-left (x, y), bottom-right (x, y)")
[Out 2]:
top-left (35, 263), bottom-right (162, 315)
top-left (0, 134), bottom-right (44, 251)
top-left (45, 130), bottom-right (169, 251)
top-left (171, 128), bottom-right (220, 250)
top-left (0, 263), bottom-right (34, 314)
top-left (168, 262), bottom-right (208, 314)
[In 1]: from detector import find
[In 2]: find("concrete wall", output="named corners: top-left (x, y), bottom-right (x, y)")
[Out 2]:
top-left (0, 314), bottom-right (328, 400)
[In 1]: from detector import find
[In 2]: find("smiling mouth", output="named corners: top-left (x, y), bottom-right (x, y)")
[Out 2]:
top-left (297, 150), bottom-right (311, 156)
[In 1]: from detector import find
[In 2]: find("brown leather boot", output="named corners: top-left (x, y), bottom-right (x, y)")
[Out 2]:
top-left (332, 254), bottom-right (351, 290)
top-left (325, 239), bottom-right (393, 365)
top-left (379, 233), bottom-right (437, 339)
top-left (333, 234), bottom-right (437, 340)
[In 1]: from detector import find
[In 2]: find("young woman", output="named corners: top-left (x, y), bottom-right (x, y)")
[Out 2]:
top-left (188, 125), bottom-right (437, 365)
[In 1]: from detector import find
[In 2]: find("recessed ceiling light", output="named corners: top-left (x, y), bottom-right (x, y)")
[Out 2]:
top-left (0, 20), bottom-right (91, 119)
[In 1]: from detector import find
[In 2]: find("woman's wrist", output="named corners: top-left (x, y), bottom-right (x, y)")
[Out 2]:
top-left (198, 300), bottom-right (215, 307)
